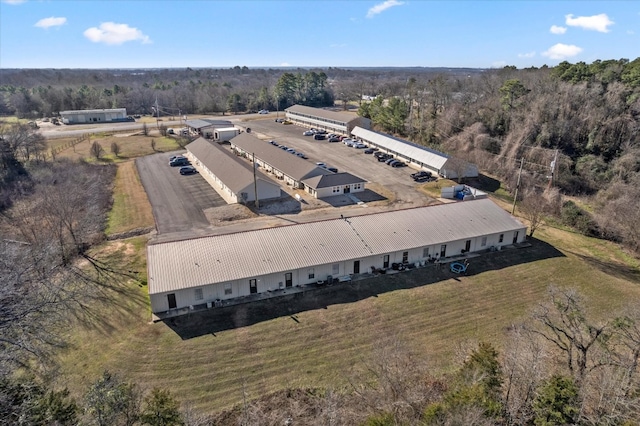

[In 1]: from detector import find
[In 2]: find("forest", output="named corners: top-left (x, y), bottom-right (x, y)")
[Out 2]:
top-left (1, 59), bottom-right (640, 425)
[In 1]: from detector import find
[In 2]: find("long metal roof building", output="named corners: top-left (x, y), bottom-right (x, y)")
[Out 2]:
top-left (147, 198), bottom-right (526, 295)
top-left (351, 127), bottom-right (479, 179)
top-left (186, 137), bottom-right (277, 195)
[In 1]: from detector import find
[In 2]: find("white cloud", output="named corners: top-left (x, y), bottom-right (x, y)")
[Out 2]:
top-left (84, 22), bottom-right (151, 45)
top-left (491, 60), bottom-right (507, 68)
top-left (550, 25), bottom-right (567, 34)
top-left (542, 43), bottom-right (583, 60)
top-left (367, 0), bottom-right (404, 18)
top-left (280, 62), bottom-right (290, 67)
top-left (565, 13), bottom-right (614, 33)
top-left (2, 0), bottom-right (27, 4)
top-left (518, 51), bottom-right (536, 58)
top-left (34, 16), bottom-right (67, 29)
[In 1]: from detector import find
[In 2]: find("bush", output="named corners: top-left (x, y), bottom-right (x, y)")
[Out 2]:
top-left (560, 201), bottom-right (599, 236)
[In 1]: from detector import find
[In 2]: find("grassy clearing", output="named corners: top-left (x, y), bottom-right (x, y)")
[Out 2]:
top-left (106, 160), bottom-right (155, 235)
top-left (55, 215), bottom-right (640, 415)
top-left (50, 132), bottom-right (181, 163)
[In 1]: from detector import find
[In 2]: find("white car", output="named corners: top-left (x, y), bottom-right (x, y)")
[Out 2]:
top-left (355, 143), bottom-right (367, 149)
top-left (258, 109), bottom-right (269, 114)
top-left (303, 130), bottom-right (314, 136)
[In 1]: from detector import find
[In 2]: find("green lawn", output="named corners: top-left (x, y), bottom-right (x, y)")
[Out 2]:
top-left (55, 216), bottom-right (640, 415)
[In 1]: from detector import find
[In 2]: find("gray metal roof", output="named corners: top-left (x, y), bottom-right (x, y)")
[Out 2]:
top-left (148, 198), bottom-right (526, 294)
top-left (60, 108), bottom-right (126, 115)
top-left (302, 172), bottom-right (368, 189)
top-left (351, 127), bottom-right (451, 170)
top-left (185, 119), bottom-right (232, 129)
top-left (230, 132), bottom-right (332, 181)
top-left (285, 105), bottom-right (361, 125)
top-left (186, 137), bottom-right (277, 194)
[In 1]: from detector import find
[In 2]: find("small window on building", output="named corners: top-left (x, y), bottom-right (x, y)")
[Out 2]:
top-left (224, 283), bottom-right (232, 295)
top-left (332, 263), bottom-right (339, 275)
top-left (194, 288), bottom-right (203, 301)
top-left (402, 251), bottom-right (409, 263)
top-left (333, 186), bottom-right (341, 193)
top-left (308, 268), bottom-right (315, 279)
top-left (423, 247), bottom-right (429, 258)
top-left (499, 234), bottom-right (504, 243)
top-left (481, 237), bottom-right (487, 247)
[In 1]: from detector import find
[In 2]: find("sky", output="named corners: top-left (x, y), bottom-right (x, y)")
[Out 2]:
top-left (0, 0), bottom-right (638, 69)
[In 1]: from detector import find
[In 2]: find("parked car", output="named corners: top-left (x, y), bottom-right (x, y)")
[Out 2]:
top-left (364, 148), bottom-right (375, 154)
top-left (391, 161), bottom-right (407, 168)
top-left (296, 152), bottom-right (308, 159)
top-left (314, 134), bottom-right (326, 140)
top-left (327, 167), bottom-right (338, 173)
top-left (280, 145), bottom-right (289, 150)
top-left (354, 143), bottom-right (367, 149)
top-left (411, 170), bottom-right (432, 179)
top-left (413, 175), bottom-right (431, 182)
top-left (258, 109), bottom-right (269, 114)
top-left (328, 137), bottom-right (340, 143)
top-left (303, 130), bottom-right (314, 136)
top-left (282, 120), bottom-right (292, 125)
top-left (286, 148), bottom-right (296, 154)
top-left (315, 129), bottom-right (327, 135)
top-left (316, 162), bottom-right (326, 168)
top-left (275, 118), bottom-right (285, 123)
top-left (179, 166), bottom-right (197, 175)
top-left (385, 158), bottom-right (397, 165)
top-left (169, 156), bottom-right (189, 167)
top-left (377, 155), bottom-right (391, 162)
top-left (269, 140), bottom-right (279, 146)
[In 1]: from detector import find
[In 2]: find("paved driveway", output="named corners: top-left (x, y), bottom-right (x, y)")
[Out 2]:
top-left (136, 152), bottom-right (227, 234)
top-left (239, 118), bottom-right (433, 206)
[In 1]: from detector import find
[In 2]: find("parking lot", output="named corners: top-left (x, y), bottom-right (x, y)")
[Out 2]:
top-left (241, 118), bottom-right (435, 206)
top-left (138, 118), bottom-right (436, 239)
top-left (136, 152), bottom-right (228, 234)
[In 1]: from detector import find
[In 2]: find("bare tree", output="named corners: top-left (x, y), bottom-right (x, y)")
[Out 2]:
top-left (150, 139), bottom-right (156, 151)
top-left (110, 141), bottom-right (120, 158)
top-left (90, 141), bottom-right (104, 160)
top-left (519, 190), bottom-right (548, 237)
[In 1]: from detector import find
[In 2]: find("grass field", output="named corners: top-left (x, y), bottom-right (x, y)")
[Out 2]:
top-left (106, 160), bottom-right (155, 235)
top-left (55, 212), bottom-right (640, 415)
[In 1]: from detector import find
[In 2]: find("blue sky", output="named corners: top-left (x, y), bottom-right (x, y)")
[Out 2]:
top-left (1, 0), bottom-right (637, 69)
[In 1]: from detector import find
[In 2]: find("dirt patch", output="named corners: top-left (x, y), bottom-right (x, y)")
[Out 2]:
top-left (204, 204), bottom-right (257, 224)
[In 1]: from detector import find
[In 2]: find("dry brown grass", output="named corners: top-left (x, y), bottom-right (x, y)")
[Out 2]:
top-left (106, 160), bottom-right (155, 235)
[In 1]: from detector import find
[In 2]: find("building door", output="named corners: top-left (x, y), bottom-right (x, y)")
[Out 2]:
top-left (513, 231), bottom-right (519, 244)
top-left (383, 255), bottom-right (390, 268)
top-left (402, 251), bottom-right (408, 263)
top-left (354, 260), bottom-right (360, 274)
top-left (465, 240), bottom-right (471, 252)
top-left (249, 279), bottom-right (257, 294)
top-left (344, 185), bottom-right (350, 193)
top-left (285, 272), bottom-right (293, 288)
top-left (440, 244), bottom-right (447, 258)
top-left (167, 293), bottom-right (177, 310)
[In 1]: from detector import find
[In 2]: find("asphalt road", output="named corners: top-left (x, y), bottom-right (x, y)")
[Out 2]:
top-left (136, 151), bottom-right (227, 234)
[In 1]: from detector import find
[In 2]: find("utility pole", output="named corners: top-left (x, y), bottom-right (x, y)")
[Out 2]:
top-left (154, 96), bottom-right (160, 129)
top-left (548, 149), bottom-right (559, 189)
top-left (252, 152), bottom-right (259, 210)
top-left (512, 157), bottom-right (524, 215)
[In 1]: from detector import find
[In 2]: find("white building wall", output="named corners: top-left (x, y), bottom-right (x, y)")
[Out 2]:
top-left (150, 228), bottom-right (527, 314)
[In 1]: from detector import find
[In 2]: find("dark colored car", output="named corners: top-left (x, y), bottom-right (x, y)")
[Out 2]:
top-left (314, 134), bottom-right (326, 140)
top-left (179, 166), bottom-right (197, 175)
top-left (411, 170), bottom-right (432, 179)
top-left (169, 157), bottom-right (189, 167)
top-left (315, 129), bottom-right (327, 135)
top-left (391, 161), bottom-right (407, 167)
top-left (377, 155), bottom-right (392, 162)
top-left (385, 158), bottom-right (397, 165)
top-left (364, 148), bottom-right (375, 154)
top-left (327, 167), bottom-right (338, 173)
top-left (328, 137), bottom-right (340, 143)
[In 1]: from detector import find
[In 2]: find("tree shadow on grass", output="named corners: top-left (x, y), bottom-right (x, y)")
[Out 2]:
top-left (164, 237), bottom-right (564, 340)
top-left (563, 250), bottom-right (640, 285)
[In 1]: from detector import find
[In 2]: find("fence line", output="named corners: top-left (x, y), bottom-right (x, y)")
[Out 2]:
top-left (49, 133), bottom-right (89, 158)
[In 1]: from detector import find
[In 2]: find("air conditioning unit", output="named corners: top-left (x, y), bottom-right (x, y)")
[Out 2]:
top-left (207, 302), bottom-right (212, 309)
